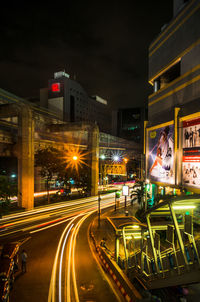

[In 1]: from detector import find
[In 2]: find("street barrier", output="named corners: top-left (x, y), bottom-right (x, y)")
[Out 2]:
top-left (96, 245), bottom-right (142, 301)
top-left (89, 225), bottom-right (141, 301)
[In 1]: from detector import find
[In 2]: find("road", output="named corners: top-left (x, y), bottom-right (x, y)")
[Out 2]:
top-left (0, 194), bottom-right (124, 302)
top-left (0, 194), bottom-right (117, 242)
top-left (74, 212), bottom-right (120, 302)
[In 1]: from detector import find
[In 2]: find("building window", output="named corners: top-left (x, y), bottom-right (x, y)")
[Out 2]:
top-left (153, 61), bottom-right (181, 92)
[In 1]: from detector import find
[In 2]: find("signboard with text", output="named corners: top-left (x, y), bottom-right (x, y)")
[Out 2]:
top-left (182, 117), bottom-right (200, 188)
top-left (147, 124), bottom-right (174, 184)
top-left (122, 185), bottom-right (129, 196)
top-left (105, 164), bottom-right (126, 176)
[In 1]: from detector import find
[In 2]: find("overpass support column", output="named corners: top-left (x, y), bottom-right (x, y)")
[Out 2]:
top-left (88, 126), bottom-right (99, 196)
top-left (18, 107), bottom-right (34, 210)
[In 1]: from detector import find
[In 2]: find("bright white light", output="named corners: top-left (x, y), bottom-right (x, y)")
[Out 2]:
top-left (173, 205), bottom-right (196, 210)
top-left (125, 236), bottom-right (133, 240)
top-left (113, 155), bottom-right (119, 161)
top-left (11, 174), bottom-right (16, 178)
top-left (132, 225), bottom-right (140, 229)
top-left (100, 154), bottom-right (106, 160)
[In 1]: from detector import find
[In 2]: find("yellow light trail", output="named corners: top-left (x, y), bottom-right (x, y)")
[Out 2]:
top-left (48, 217), bottom-right (76, 302)
top-left (71, 211), bottom-right (95, 302)
top-left (45, 194), bottom-right (126, 302)
top-left (59, 224), bottom-right (74, 302)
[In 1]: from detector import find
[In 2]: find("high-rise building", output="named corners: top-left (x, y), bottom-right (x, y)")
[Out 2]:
top-left (112, 107), bottom-right (145, 147)
top-left (40, 71), bottom-right (111, 133)
top-left (146, 0), bottom-right (200, 195)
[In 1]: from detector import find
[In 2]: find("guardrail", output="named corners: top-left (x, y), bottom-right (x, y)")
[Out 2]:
top-left (89, 228), bottom-right (142, 301)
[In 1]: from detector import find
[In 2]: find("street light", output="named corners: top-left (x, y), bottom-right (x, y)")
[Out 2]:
top-left (123, 157), bottom-right (128, 164)
top-left (65, 147), bottom-right (87, 172)
top-left (100, 154), bottom-right (106, 160)
top-left (123, 157), bottom-right (128, 181)
top-left (113, 155), bottom-right (119, 162)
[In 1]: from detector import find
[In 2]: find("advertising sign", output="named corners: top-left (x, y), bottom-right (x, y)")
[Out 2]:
top-left (105, 164), bottom-right (126, 176)
top-left (122, 185), bottom-right (129, 196)
top-left (148, 124), bottom-right (174, 184)
top-left (182, 117), bottom-right (200, 188)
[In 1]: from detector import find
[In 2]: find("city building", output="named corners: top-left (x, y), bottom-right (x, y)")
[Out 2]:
top-left (145, 0), bottom-right (200, 198)
top-left (40, 71), bottom-right (111, 133)
top-left (112, 107), bottom-right (145, 146)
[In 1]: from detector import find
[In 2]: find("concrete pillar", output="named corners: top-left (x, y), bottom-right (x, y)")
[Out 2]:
top-left (88, 126), bottom-right (99, 196)
top-left (18, 107), bottom-right (34, 210)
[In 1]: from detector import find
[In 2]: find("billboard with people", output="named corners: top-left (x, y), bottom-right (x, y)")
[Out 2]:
top-left (182, 117), bottom-right (200, 188)
top-left (147, 124), bottom-right (174, 184)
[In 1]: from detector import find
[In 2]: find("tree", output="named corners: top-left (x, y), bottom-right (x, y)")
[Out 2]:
top-left (58, 160), bottom-right (91, 196)
top-left (73, 164), bottom-right (91, 194)
top-left (35, 147), bottom-right (64, 203)
top-left (0, 175), bottom-right (17, 216)
top-left (130, 181), bottom-right (149, 208)
top-left (0, 175), bottom-right (17, 201)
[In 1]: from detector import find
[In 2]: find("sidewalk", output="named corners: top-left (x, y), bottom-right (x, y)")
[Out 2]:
top-left (91, 202), bottom-right (140, 257)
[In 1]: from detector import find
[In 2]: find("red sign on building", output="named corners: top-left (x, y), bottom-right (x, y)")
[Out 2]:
top-left (51, 82), bottom-right (60, 92)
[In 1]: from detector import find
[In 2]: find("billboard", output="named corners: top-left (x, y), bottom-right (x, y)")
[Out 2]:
top-left (147, 124), bottom-right (174, 184)
top-left (104, 164), bottom-right (126, 176)
top-left (182, 117), bottom-right (200, 188)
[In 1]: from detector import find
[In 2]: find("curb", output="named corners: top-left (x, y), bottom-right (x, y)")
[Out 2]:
top-left (96, 246), bottom-right (133, 302)
top-left (89, 225), bottom-right (141, 301)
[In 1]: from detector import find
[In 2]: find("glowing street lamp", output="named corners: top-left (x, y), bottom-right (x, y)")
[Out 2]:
top-left (113, 155), bottom-right (119, 162)
top-left (123, 157), bottom-right (128, 164)
top-left (100, 154), bottom-right (106, 160)
top-left (64, 147), bottom-right (87, 172)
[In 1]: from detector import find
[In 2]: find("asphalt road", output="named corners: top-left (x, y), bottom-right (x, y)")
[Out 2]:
top-left (10, 221), bottom-right (68, 302)
top-left (75, 213), bottom-right (120, 302)
top-left (1, 194), bottom-right (122, 302)
top-left (9, 212), bottom-right (121, 302)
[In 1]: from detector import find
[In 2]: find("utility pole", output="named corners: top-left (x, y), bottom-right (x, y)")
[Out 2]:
top-left (98, 194), bottom-right (101, 227)
top-left (125, 195), bottom-right (127, 208)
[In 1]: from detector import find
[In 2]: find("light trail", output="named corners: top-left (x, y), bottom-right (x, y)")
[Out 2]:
top-left (30, 217), bottom-right (73, 234)
top-left (0, 194), bottom-right (119, 237)
top-left (59, 224), bottom-right (74, 302)
top-left (71, 211), bottom-right (95, 302)
top-left (2, 193), bottom-right (115, 220)
top-left (48, 220), bottom-right (75, 302)
top-left (45, 194), bottom-right (128, 302)
top-left (66, 221), bottom-right (74, 302)
top-left (48, 212), bottom-right (85, 302)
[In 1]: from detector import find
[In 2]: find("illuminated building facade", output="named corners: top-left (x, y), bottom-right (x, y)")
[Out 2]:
top-left (40, 71), bottom-right (111, 133)
top-left (145, 0), bottom-right (200, 197)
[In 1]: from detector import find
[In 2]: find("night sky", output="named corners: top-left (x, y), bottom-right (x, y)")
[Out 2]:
top-left (0, 1), bottom-right (173, 109)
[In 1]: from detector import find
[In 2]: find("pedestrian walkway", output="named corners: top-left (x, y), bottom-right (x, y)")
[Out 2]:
top-left (90, 199), bottom-right (200, 302)
top-left (91, 203), bottom-right (139, 259)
